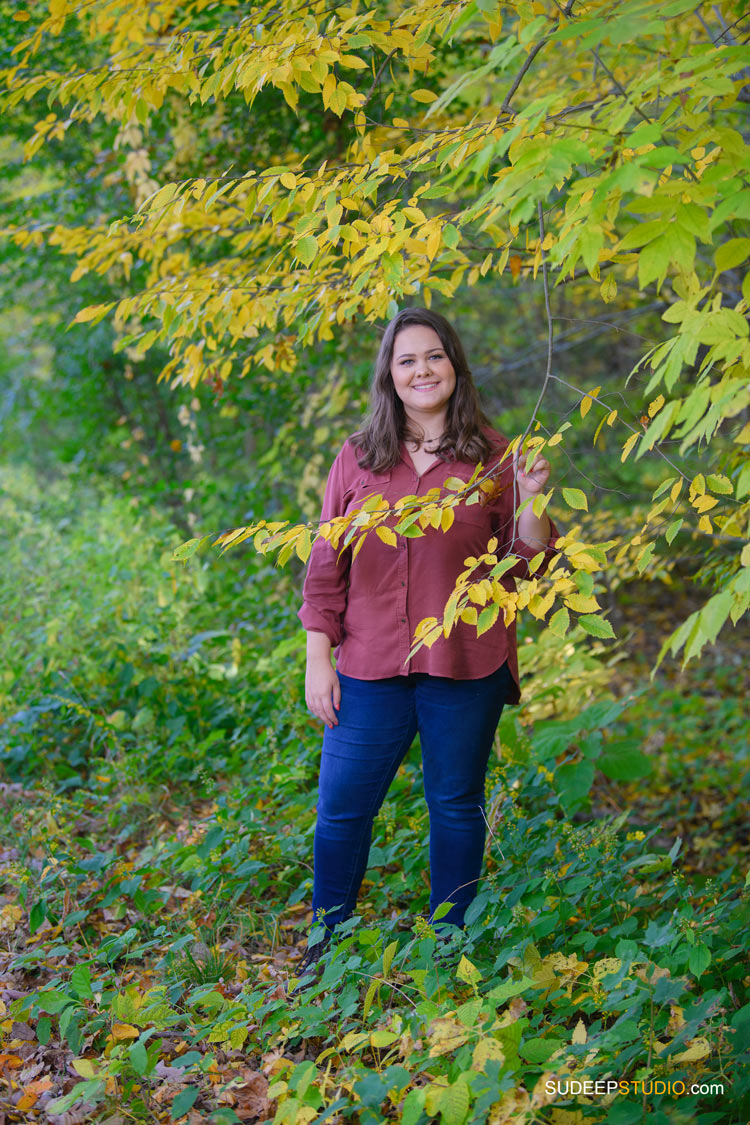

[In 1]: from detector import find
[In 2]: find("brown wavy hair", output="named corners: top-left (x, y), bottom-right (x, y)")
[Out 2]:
top-left (349, 307), bottom-right (496, 472)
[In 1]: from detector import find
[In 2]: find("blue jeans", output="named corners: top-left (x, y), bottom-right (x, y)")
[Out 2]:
top-left (310, 661), bottom-right (514, 938)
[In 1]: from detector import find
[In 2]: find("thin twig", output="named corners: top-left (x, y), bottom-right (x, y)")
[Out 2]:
top-left (361, 48), bottom-right (398, 107)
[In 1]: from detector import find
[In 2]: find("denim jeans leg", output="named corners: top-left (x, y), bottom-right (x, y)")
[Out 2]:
top-left (311, 673), bottom-right (417, 938)
top-left (415, 662), bottom-right (514, 929)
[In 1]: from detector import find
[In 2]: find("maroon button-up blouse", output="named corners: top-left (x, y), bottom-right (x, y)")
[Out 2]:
top-left (298, 425), bottom-right (562, 705)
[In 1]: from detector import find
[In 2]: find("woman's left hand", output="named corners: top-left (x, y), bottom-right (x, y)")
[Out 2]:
top-left (513, 450), bottom-right (551, 496)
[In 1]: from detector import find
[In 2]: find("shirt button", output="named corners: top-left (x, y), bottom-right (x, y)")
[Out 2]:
top-left (401, 581), bottom-right (405, 586)
top-left (401, 617), bottom-right (406, 623)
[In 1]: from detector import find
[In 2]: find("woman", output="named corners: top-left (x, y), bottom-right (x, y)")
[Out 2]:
top-left (291, 307), bottom-right (561, 993)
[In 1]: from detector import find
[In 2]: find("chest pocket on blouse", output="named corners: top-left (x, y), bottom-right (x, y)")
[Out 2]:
top-left (343, 470), bottom-right (392, 514)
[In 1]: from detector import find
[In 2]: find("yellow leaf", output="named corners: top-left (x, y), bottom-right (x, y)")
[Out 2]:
top-left (441, 506), bottom-right (455, 532)
top-left (73, 1057), bottom-right (99, 1077)
top-left (600, 275), bottom-right (617, 302)
top-left (460, 606), bottom-right (478, 625)
top-left (572, 1019), bottom-right (587, 1044)
top-left (0, 904), bottom-right (23, 931)
top-left (295, 529), bottom-right (312, 562)
top-left (592, 957), bottom-right (622, 980)
top-left (620, 432), bottom-right (639, 462)
top-left (426, 225), bottom-right (441, 261)
top-left (457, 955), bottom-right (482, 986)
top-left (580, 395), bottom-right (592, 419)
top-left (648, 394), bottom-right (665, 417)
top-left (412, 89), bottom-right (438, 102)
top-left (73, 303), bottom-right (114, 324)
top-left (532, 491), bottom-right (551, 517)
top-left (280, 172), bottom-right (297, 190)
top-left (339, 1031), bottom-right (368, 1051)
top-left (563, 594), bottom-right (600, 613)
top-left (322, 73), bottom-right (336, 110)
top-left (672, 1036), bottom-right (711, 1064)
top-left (370, 1029), bottom-right (399, 1048)
top-left (376, 525), bottom-right (397, 547)
top-left (472, 1036), bottom-right (505, 1071)
top-left (428, 1017), bottom-right (471, 1057)
top-left (111, 1023), bottom-right (139, 1041)
top-left (415, 616), bottom-right (439, 638)
top-left (339, 54), bottom-right (367, 69)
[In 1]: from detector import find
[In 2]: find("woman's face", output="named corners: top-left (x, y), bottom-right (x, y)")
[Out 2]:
top-left (389, 324), bottom-right (456, 422)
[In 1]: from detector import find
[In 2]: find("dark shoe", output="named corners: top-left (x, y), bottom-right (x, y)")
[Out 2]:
top-left (287, 933), bottom-right (332, 997)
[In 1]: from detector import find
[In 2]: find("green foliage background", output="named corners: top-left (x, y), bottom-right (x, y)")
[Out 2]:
top-left (1, 0), bottom-right (749, 1122)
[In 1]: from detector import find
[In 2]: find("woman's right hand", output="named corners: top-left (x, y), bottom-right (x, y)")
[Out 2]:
top-left (305, 658), bottom-right (341, 728)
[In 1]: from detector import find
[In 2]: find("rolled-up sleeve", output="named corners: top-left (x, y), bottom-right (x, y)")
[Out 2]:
top-left (297, 446), bottom-right (352, 646)
top-left (488, 445), bottom-right (562, 582)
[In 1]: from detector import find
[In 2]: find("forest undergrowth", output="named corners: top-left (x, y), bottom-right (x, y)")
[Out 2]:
top-left (1, 465), bottom-right (749, 1125)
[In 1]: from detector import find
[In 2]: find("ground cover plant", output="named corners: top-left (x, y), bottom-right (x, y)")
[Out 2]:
top-left (1, 468), bottom-right (749, 1124)
top-left (1, 1), bottom-right (750, 1121)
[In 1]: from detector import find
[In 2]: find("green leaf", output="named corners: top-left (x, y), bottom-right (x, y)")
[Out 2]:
top-left (171, 1086), bottom-right (199, 1120)
top-left (735, 462), bottom-right (750, 498)
top-left (665, 518), bottom-right (683, 545)
top-left (487, 975), bottom-right (535, 1003)
top-left (71, 964), bottom-right (93, 1001)
top-left (520, 1037), bottom-right (566, 1063)
top-left (440, 1077), bottom-right (470, 1125)
top-left (442, 223), bottom-right (460, 249)
top-left (29, 899), bottom-right (46, 935)
top-left (714, 238), bottom-right (750, 273)
top-left (705, 473), bottom-right (733, 494)
top-left (362, 979), bottom-right (380, 1021)
top-left (172, 535), bottom-right (211, 562)
top-left (295, 235), bottom-right (318, 266)
top-left (477, 603), bottom-right (499, 635)
top-left (598, 744), bottom-right (652, 781)
top-left (548, 606), bottom-right (570, 637)
top-left (577, 613), bottom-right (616, 639)
top-left (561, 487), bottom-right (588, 510)
top-left (688, 943), bottom-right (711, 978)
top-left (382, 939), bottom-right (398, 976)
top-left (129, 1040), bottom-right (149, 1076)
top-left (431, 902), bottom-right (453, 921)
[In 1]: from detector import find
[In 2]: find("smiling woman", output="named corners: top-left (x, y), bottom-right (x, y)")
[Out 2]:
top-left (290, 306), bottom-right (561, 995)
